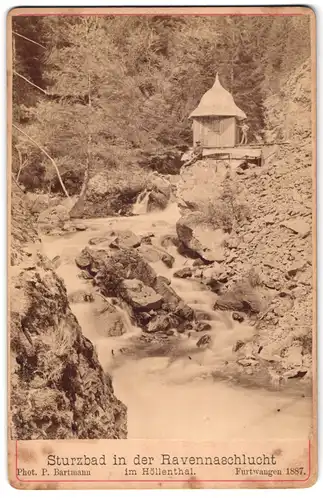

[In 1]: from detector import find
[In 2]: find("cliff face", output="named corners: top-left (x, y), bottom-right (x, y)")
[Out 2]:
top-left (174, 59), bottom-right (313, 389)
top-left (264, 59), bottom-right (312, 143)
top-left (220, 139), bottom-right (313, 386)
top-left (10, 187), bottom-right (127, 439)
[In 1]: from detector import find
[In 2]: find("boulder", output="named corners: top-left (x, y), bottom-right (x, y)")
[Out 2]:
top-left (75, 223), bottom-right (87, 231)
top-left (138, 244), bottom-right (175, 268)
top-left (80, 174), bottom-right (116, 217)
top-left (154, 276), bottom-right (182, 311)
top-left (173, 267), bottom-right (193, 279)
top-left (263, 214), bottom-right (275, 225)
top-left (226, 235), bottom-right (240, 249)
top-left (193, 258), bottom-right (205, 267)
top-left (108, 230), bottom-right (141, 249)
top-left (214, 279), bottom-right (265, 315)
top-left (200, 264), bottom-right (228, 292)
top-left (38, 205), bottom-right (70, 234)
top-left (146, 173), bottom-right (172, 199)
top-left (93, 298), bottom-right (127, 337)
top-left (146, 313), bottom-right (178, 333)
top-left (282, 344), bottom-right (303, 369)
top-left (75, 250), bottom-right (91, 269)
top-left (159, 234), bottom-right (180, 249)
top-left (133, 174), bottom-right (172, 214)
top-left (233, 340), bottom-right (245, 352)
top-left (157, 276), bottom-right (171, 286)
top-left (232, 312), bottom-right (244, 322)
top-left (258, 343), bottom-right (283, 362)
top-left (26, 193), bottom-right (50, 214)
top-left (196, 334), bottom-right (211, 348)
top-left (121, 279), bottom-right (163, 312)
top-left (194, 322), bottom-right (212, 332)
top-left (51, 255), bottom-right (61, 270)
top-left (176, 214), bottom-right (226, 263)
top-left (107, 249), bottom-right (157, 287)
top-left (93, 248), bottom-right (158, 299)
top-left (75, 247), bottom-right (111, 275)
top-left (146, 173), bottom-right (172, 211)
top-left (147, 191), bottom-right (169, 211)
top-left (175, 302), bottom-right (194, 321)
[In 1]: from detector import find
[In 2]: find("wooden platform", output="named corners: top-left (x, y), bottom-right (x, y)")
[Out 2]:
top-left (202, 146), bottom-right (262, 160)
top-left (181, 144), bottom-right (265, 165)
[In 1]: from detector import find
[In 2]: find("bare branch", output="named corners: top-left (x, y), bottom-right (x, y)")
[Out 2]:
top-left (11, 173), bottom-right (25, 194)
top-left (13, 124), bottom-right (70, 200)
top-left (12, 31), bottom-right (46, 49)
top-left (13, 71), bottom-right (48, 95)
top-left (15, 146), bottom-right (26, 182)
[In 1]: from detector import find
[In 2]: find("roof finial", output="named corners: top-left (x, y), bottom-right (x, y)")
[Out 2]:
top-left (214, 73), bottom-right (220, 87)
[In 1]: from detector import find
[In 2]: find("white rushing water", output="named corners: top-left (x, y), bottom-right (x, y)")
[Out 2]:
top-left (132, 190), bottom-right (150, 215)
top-left (41, 202), bottom-right (312, 441)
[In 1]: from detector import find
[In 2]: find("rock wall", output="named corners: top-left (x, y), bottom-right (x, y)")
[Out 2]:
top-left (264, 58), bottom-right (312, 143)
top-left (217, 140), bottom-right (313, 387)
top-left (10, 187), bottom-right (127, 439)
top-left (174, 59), bottom-right (313, 389)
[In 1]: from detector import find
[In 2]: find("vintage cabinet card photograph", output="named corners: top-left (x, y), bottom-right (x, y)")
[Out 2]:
top-left (7, 5), bottom-right (317, 490)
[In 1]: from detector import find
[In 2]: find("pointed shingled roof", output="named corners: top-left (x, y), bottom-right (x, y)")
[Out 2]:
top-left (189, 74), bottom-right (246, 120)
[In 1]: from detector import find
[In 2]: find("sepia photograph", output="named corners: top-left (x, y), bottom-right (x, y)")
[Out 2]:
top-left (7, 5), bottom-right (316, 489)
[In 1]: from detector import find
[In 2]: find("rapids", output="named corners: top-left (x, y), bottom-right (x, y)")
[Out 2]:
top-left (41, 202), bottom-right (312, 440)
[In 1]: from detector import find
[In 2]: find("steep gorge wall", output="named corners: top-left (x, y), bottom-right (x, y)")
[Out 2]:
top-left (10, 187), bottom-right (127, 439)
top-left (264, 58), bottom-right (312, 143)
top-left (175, 59), bottom-right (313, 388)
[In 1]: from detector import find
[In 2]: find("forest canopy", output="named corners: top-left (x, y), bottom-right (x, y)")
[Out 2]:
top-left (12, 14), bottom-right (311, 194)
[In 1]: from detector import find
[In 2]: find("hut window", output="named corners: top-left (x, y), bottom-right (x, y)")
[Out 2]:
top-left (209, 119), bottom-right (221, 133)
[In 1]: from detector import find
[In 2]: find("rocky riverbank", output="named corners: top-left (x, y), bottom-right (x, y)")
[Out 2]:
top-left (58, 137), bottom-right (313, 394)
top-left (10, 187), bottom-right (127, 439)
top-left (12, 147), bottom-right (312, 405)
top-left (173, 139), bottom-right (312, 390)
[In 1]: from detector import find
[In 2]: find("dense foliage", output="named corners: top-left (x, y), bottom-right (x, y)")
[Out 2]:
top-left (12, 14), bottom-right (311, 194)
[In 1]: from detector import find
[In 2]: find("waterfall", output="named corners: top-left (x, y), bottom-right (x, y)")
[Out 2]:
top-left (132, 190), bottom-right (150, 215)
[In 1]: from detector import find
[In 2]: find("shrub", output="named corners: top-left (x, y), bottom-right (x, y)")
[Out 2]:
top-left (194, 179), bottom-right (251, 232)
top-left (19, 164), bottom-right (46, 192)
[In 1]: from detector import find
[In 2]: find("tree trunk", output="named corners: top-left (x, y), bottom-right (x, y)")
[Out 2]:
top-left (15, 147), bottom-right (25, 182)
top-left (69, 156), bottom-right (90, 218)
top-left (70, 21), bottom-right (92, 218)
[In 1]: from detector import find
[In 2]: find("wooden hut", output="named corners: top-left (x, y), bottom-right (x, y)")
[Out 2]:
top-left (189, 74), bottom-right (246, 148)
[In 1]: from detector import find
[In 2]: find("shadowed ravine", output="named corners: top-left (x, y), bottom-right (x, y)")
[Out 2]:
top-left (41, 203), bottom-right (312, 441)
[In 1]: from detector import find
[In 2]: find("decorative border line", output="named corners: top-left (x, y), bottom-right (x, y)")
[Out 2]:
top-left (10, 5), bottom-right (315, 488)
top-left (13, 13), bottom-right (307, 17)
top-left (15, 440), bottom-right (311, 484)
